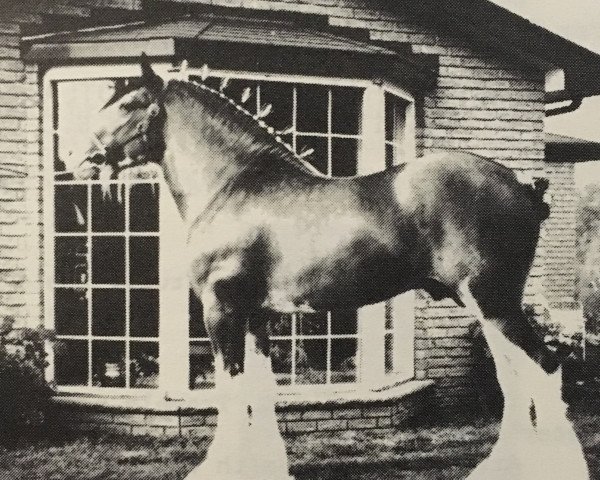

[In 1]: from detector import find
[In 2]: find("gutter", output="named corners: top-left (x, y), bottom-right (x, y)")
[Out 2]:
top-left (545, 96), bottom-right (583, 117)
top-left (544, 87), bottom-right (586, 117)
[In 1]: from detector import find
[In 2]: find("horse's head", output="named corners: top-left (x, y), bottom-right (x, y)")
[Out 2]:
top-left (76, 55), bottom-right (166, 179)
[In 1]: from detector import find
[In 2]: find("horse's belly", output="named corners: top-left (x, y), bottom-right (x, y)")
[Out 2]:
top-left (265, 247), bottom-right (413, 312)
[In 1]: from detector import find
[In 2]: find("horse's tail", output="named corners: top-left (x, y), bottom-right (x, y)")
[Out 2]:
top-left (528, 177), bottom-right (550, 222)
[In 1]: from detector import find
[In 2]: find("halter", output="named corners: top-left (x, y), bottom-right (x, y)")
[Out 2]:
top-left (87, 102), bottom-right (163, 170)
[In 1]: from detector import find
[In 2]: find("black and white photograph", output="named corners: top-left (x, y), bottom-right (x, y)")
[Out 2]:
top-left (0, 0), bottom-right (599, 478)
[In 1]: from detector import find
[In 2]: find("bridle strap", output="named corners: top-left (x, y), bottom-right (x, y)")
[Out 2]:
top-left (88, 101), bottom-right (162, 167)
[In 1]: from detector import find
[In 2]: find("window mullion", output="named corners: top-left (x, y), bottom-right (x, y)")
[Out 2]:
top-left (356, 83), bottom-right (387, 386)
top-left (358, 83), bottom-right (386, 174)
top-left (158, 181), bottom-right (189, 398)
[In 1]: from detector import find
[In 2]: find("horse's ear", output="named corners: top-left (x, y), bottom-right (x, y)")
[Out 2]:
top-left (140, 53), bottom-right (164, 94)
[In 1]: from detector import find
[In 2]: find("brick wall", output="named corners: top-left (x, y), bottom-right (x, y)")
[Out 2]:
top-left (51, 384), bottom-right (432, 436)
top-left (0, 22), bottom-right (43, 330)
top-left (544, 162), bottom-right (578, 307)
top-left (1, 0), bottom-right (568, 410)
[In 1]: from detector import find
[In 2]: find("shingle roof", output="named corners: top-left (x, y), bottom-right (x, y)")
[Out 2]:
top-left (546, 132), bottom-right (600, 162)
top-left (25, 14), bottom-right (402, 57)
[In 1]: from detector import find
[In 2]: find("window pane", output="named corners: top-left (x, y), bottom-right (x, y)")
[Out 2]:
top-left (385, 144), bottom-right (395, 169)
top-left (189, 289), bottom-right (207, 338)
top-left (190, 341), bottom-right (215, 389)
top-left (385, 93), bottom-right (408, 146)
top-left (54, 339), bottom-right (88, 386)
top-left (260, 82), bottom-right (294, 132)
top-left (54, 288), bottom-right (88, 336)
top-left (91, 237), bottom-right (125, 284)
top-left (130, 289), bottom-right (159, 338)
top-left (331, 86), bottom-right (362, 135)
top-left (267, 312), bottom-right (292, 336)
top-left (130, 183), bottom-right (159, 232)
top-left (270, 340), bottom-right (292, 386)
top-left (55, 236), bottom-right (88, 285)
top-left (92, 340), bottom-right (126, 387)
top-left (331, 338), bottom-right (357, 383)
top-left (130, 341), bottom-right (159, 389)
top-left (129, 236), bottom-right (159, 285)
top-left (296, 85), bottom-right (328, 133)
top-left (385, 333), bottom-right (394, 374)
top-left (92, 185), bottom-right (125, 232)
top-left (92, 288), bottom-right (126, 336)
top-left (331, 309), bottom-right (357, 335)
top-left (55, 185), bottom-right (87, 232)
top-left (296, 311), bottom-right (327, 336)
top-left (296, 135), bottom-right (328, 175)
top-left (296, 339), bottom-right (327, 384)
top-left (331, 138), bottom-right (358, 177)
top-left (385, 93), bottom-right (397, 142)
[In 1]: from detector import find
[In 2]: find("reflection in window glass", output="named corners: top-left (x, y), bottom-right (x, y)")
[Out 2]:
top-left (296, 339), bottom-right (327, 385)
top-left (92, 340), bottom-right (126, 388)
top-left (130, 342), bottom-right (159, 389)
top-left (270, 340), bottom-right (292, 386)
top-left (92, 185), bottom-right (125, 232)
top-left (55, 237), bottom-right (88, 284)
top-left (385, 92), bottom-right (410, 167)
top-left (189, 341), bottom-right (215, 390)
top-left (55, 185), bottom-right (87, 232)
top-left (331, 338), bottom-right (357, 383)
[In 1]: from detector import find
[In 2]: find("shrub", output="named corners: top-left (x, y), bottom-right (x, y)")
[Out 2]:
top-left (0, 316), bottom-right (54, 440)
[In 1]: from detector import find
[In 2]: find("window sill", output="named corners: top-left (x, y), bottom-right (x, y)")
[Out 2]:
top-left (51, 380), bottom-right (434, 414)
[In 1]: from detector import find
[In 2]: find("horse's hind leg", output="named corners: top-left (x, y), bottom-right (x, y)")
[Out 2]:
top-left (185, 286), bottom-right (292, 480)
top-left (460, 280), bottom-right (589, 480)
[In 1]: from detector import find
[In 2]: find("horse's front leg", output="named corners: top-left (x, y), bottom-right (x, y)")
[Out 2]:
top-left (185, 286), bottom-right (293, 480)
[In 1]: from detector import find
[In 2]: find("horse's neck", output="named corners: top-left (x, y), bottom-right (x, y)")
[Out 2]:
top-left (160, 96), bottom-right (249, 220)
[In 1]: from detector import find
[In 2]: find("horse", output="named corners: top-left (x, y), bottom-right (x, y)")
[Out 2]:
top-left (73, 55), bottom-right (589, 479)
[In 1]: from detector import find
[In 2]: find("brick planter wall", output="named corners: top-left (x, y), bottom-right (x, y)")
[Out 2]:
top-left (50, 381), bottom-right (434, 437)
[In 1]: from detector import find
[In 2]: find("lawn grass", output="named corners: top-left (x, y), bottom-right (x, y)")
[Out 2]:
top-left (0, 409), bottom-right (597, 479)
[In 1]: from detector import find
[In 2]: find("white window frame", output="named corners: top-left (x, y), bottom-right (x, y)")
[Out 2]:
top-left (43, 63), bottom-right (416, 398)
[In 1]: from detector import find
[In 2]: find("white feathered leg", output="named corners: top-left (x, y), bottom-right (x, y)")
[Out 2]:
top-left (185, 333), bottom-right (293, 480)
top-left (460, 283), bottom-right (589, 480)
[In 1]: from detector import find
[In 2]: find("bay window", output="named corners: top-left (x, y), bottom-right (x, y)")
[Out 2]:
top-left (44, 63), bottom-right (416, 397)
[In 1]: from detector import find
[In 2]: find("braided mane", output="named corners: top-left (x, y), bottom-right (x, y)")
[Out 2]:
top-left (165, 75), bottom-right (326, 178)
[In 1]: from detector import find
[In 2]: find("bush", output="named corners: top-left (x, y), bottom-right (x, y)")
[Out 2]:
top-left (0, 316), bottom-right (54, 440)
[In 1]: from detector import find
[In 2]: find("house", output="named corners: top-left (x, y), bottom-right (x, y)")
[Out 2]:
top-left (1, 0), bottom-right (599, 435)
